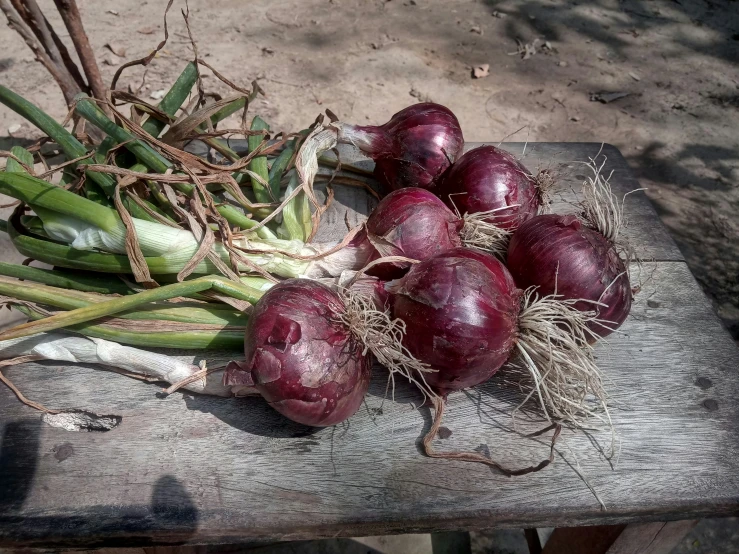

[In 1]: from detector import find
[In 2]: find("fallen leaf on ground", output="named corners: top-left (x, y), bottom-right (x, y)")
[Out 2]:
top-left (138, 26), bottom-right (157, 35)
top-left (629, 71), bottom-right (641, 81)
top-left (107, 9), bottom-right (119, 16)
top-left (470, 25), bottom-right (482, 35)
top-left (508, 38), bottom-right (540, 59)
top-left (472, 64), bottom-right (490, 78)
top-left (105, 42), bottom-right (126, 57)
top-left (589, 91), bottom-right (631, 103)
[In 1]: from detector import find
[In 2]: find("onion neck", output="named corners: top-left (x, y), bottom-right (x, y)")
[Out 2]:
top-left (336, 122), bottom-right (393, 157)
top-left (302, 237), bottom-right (376, 279)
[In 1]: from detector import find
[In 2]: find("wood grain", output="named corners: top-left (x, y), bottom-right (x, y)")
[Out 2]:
top-left (0, 145), bottom-right (735, 548)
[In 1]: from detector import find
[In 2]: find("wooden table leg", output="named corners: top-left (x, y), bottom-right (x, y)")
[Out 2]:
top-left (541, 520), bottom-right (698, 554)
top-left (524, 528), bottom-right (543, 554)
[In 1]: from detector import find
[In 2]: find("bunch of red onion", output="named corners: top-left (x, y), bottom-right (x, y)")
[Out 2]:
top-left (507, 160), bottom-right (633, 337)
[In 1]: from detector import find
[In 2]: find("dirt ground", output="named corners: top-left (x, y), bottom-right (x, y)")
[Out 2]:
top-left (1, 0), bottom-right (738, 333)
top-left (2, 0), bottom-right (738, 338)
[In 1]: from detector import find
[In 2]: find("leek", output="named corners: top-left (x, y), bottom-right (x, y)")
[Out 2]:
top-left (0, 276), bottom-right (247, 326)
top-left (0, 275), bottom-right (264, 341)
top-left (278, 170), bottom-right (312, 242)
top-left (16, 305), bottom-right (244, 350)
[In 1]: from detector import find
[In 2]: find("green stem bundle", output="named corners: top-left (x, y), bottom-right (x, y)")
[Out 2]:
top-left (0, 274), bottom-right (263, 341)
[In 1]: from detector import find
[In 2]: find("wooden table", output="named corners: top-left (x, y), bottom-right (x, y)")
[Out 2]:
top-left (1, 143), bottom-right (737, 551)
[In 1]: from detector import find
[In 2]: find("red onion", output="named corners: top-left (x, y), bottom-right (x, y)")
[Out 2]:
top-left (337, 103), bottom-right (464, 191)
top-left (507, 214), bottom-right (631, 338)
top-left (436, 145), bottom-right (545, 231)
top-left (363, 188), bottom-right (513, 275)
top-left (387, 248), bottom-right (609, 429)
top-left (224, 279), bottom-right (371, 426)
top-left (388, 248), bottom-right (520, 395)
top-left (365, 188), bottom-right (462, 276)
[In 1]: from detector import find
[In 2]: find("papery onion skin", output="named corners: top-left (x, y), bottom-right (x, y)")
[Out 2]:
top-left (338, 103), bottom-right (464, 191)
top-left (388, 248), bottom-right (520, 395)
top-left (507, 214), bottom-right (632, 337)
top-left (224, 279), bottom-right (371, 426)
top-left (366, 188), bottom-right (463, 271)
top-left (437, 145), bottom-right (540, 231)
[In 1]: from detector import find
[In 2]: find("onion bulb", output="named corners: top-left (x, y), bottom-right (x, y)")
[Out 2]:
top-left (224, 279), bottom-right (371, 426)
top-left (507, 160), bottom-right (633, 338)
top-left (387, 248), bottom-right (608, 427)
top-left (337, 103), bottom-right (464, 191)
top-left (362, 188), bottom-right (518, 275)
top-left (436, 145), bottom-right (548, 232)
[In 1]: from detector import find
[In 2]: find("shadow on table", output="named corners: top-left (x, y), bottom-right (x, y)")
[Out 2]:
top-left (0, 418), bottom-right (41, 514)
top-left (0, 416), bottom-right (200, 547)
top-left (183, 393), bottom-right (318, 439)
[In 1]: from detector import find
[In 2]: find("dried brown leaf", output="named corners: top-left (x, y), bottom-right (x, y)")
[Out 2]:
top-left (104, 42), bottom-right (126, 57)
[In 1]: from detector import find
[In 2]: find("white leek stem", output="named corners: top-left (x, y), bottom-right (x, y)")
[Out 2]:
top-left (36, 209), bottom-right (370, 279)
top-left (0, 333), bottom-right (231, 396)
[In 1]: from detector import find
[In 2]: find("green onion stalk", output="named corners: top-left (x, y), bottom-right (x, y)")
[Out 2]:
top-left (13, 303), bottom-right (243, 349)
top-left (73, 93), bottom-right (279, 238)
top-left (0, 79), bottom-right (275, 239)
top-left (0, 274), bottom-right (261, 341)
top-left (0, 274), bottom-right (260, 348)
top-left (0, 275), bottom-right (248, 325)
top-left (0, 172), bottom-right (371, 279)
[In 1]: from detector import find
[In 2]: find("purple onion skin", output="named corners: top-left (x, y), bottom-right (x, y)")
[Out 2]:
top-left (343, 103), bottom-right (464, 191)
top-left (366, 188), bottom-right (463, 277)
top-left (507, 214), bottom-right (632, 337)
top-left (224, 279), bottom-right (371, 426)
top-left (389, 248), bottom-right (520, 395)
top-left (437, 145), bottom-right (540, 231)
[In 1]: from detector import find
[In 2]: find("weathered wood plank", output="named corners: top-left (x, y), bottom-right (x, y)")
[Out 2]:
top-left (0, 260), bottom-right (737, 548)
top-left (607, 520), bottom-right (698, 554)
